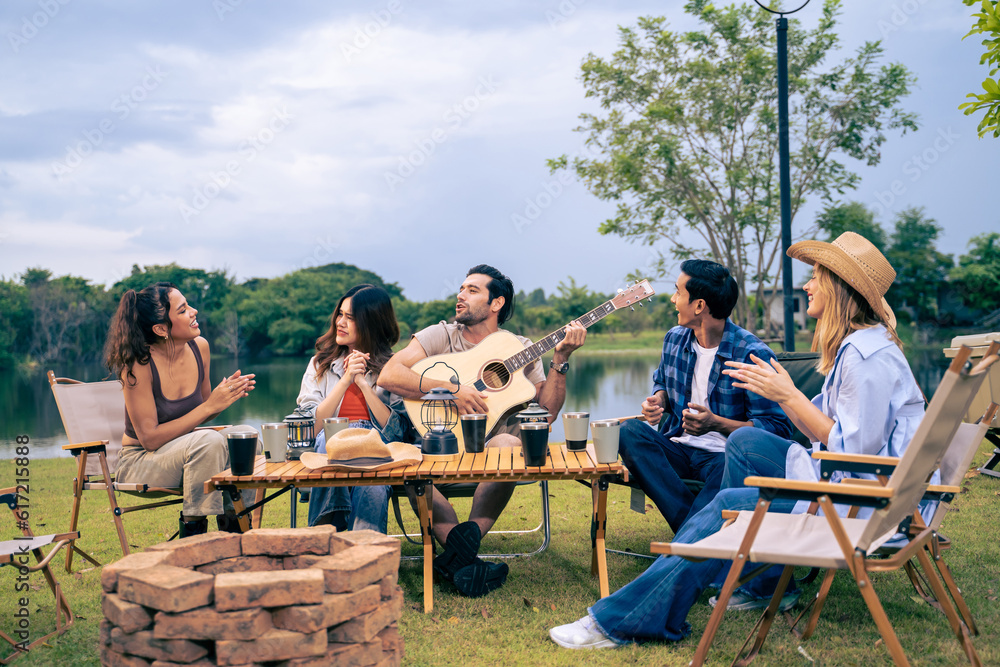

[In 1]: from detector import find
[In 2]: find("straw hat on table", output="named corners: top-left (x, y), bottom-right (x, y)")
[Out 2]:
top-left (301, 428), bottom-right (421, 471)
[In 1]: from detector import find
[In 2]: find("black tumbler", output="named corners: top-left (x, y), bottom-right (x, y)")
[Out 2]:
top-left (520, 422), bottom-right (549, 467)
top-left (227, 432), bottom-right (257, 476)
top-left (460, 414), bottom-right (488, 453)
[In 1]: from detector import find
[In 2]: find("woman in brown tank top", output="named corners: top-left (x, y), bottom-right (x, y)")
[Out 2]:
top-left (105, 282), bottom-right (256, 537)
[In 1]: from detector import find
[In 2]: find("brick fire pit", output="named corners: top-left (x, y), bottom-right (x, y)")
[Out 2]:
top-left (98, 526), bottom-right (404, 666)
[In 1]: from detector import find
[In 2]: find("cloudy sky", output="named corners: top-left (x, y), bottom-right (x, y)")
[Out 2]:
top-left (0, 0), bottom-right (994, 303)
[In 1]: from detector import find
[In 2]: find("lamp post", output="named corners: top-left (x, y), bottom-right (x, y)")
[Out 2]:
top-left (754, 0), bottom-right (810, 352)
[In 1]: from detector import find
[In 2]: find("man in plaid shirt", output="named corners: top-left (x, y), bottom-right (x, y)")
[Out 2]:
top-left (620, 260), bottom-right (792, 532)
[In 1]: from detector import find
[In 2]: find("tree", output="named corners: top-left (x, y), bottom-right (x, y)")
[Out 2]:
top-left (884, 208), bottom-right (953, 321)
top-left (0, 279), bottom-right (31, 368)
top-left (549, 0), bottom-right (918, 328)
top-left (959, 0), bottom-right (1000, 137)
top-left (815, 201), bottom-right (887, 251)
top-left (22, 270), bottom-right (112, 365)
top-left (950, 231), bottom-right (1000, 314)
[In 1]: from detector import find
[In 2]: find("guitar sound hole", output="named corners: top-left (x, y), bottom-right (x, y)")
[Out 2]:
top-left (481, 362), bottom-right (511, 390)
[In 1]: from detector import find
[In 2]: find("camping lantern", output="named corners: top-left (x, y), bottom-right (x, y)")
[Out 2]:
top-left (419, 387), bottom-right (460, 461)
top-left (283, 412), bottom-right (315, 461)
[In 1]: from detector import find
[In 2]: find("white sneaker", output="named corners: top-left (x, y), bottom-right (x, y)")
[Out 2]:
top-left (709, 589), bottom-right (800, 612)
top-left (549, 616), bottom-right (618, 650)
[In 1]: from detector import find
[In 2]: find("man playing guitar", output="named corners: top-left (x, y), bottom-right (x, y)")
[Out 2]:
top-left (379, 264), bottom-right (586, 597)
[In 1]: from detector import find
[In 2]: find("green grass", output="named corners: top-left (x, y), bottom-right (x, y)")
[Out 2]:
top-left (4, 442), bottom-right (1000, 666)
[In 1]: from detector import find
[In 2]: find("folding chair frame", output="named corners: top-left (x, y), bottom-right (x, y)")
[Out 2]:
top-left (651, 344), bottom-right (995, 666)
top-left (50, 372), bottom-right (260, 572)
top-left (1, 488), bottom-right (77, 664)
top-left (390, 481), bottom-right (551, 560)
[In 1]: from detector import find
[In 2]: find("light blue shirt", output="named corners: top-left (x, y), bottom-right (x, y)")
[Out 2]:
top-left (785, 325), bottom-right (930, 518)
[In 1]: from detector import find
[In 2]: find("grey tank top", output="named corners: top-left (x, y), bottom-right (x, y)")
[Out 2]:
top-left (123, 340), bottom-right (206, 440)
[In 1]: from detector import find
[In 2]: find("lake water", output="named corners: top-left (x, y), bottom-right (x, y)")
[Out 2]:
top-left (0, 347), bottom-right (949, 460)
top-left (0, 352), bottom-right (663, 460)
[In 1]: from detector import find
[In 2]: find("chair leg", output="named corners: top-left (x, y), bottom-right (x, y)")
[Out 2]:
top-left (65, 451), bottom-right (104, 571)
top-left (97, 451), bottom-right (130, 557)
top-left (913, 549), bottom-right (981, 666)
top-left (932, 553), bottom-right (979, 636)
top-left (790, 568), bottom-right (837, 640)
top-left (685, 500), bottom-right (773, 667)
top-left (732, 565), bottom-right (796, 666)
top-left (851, 553), bottom-right (910, 666)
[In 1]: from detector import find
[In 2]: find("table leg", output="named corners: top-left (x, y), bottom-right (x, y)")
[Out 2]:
top-left (414, 482), bottom-right (434, 613)
top-left (592, 478), bottom-right (610, 598)
top-left (290, 487), bottom-right (298, 528)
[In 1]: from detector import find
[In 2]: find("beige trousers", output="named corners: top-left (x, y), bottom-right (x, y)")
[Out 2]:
top-left (116, 426), bottom-right (260, 516)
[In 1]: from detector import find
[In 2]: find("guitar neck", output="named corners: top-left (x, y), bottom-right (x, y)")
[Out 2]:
top-left (505, 300), bottom-right (617, 373)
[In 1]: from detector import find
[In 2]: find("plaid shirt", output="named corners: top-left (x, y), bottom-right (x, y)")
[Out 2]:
top-left (651, 320), bottom-right (793, 441)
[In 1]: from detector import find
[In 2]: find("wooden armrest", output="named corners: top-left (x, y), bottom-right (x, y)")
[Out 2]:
top-left (836, 478), bottom-right (884, 487)
top-left (720, 510), bottom-right (739, 520)
top-left (812, 451), bottom-right (901, 466)
top-left (744, 476), bottom-right (894, 499)
top-left (62, 440), bottom-right (109, 451)
top-left (195, 425), bottom-right (229, 432)
top-left (926, 484), bottom-right (961, 494)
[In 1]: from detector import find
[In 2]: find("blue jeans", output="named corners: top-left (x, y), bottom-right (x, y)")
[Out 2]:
top-left (716, 427), bottom-right (800, 598)
top-left (307, 428), bottom-right (390, 533)
top-left (722, 427), bottom-right (795, 490)
top-left (618, 419), bottom-right (726, 533)
top-left (589, 488), bottom-right (797, 644)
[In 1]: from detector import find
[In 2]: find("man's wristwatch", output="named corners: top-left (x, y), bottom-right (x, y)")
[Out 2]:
top-left (549, 360), bottom-right (569, 375)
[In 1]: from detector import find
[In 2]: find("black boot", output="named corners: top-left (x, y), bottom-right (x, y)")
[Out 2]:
top-left (178, 515), bottom-right (208, 538)
top-left (216, 514), bottom-right (245, 534)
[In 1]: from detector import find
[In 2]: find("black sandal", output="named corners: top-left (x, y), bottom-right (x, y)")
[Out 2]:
top-left (453, 558), bottom-right (508, 598)
top-left (433, 521), bottom-right (481, 583)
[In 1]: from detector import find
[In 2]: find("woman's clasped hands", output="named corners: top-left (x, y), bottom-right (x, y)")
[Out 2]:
top-left (209, 369), bottom-right (256, 410)
top-left (345, 350), bottom-right (371, 386)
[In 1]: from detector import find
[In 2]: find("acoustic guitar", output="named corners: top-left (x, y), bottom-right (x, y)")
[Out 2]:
top-left (403, 280), bottom-right (656, 449)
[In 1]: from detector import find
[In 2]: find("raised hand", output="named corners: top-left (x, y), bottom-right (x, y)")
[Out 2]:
top-left (641, 394), bottom-right (665, 426)
top-left (723, 354), bottom-right (798, 404)
top-left (209, 370), bottom-right (255, 411)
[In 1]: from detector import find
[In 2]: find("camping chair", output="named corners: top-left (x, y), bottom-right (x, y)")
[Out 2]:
top-left (791, 401), bottom-right (998, 644)
top-left (390, 481), bottom-right (551, 560)
top-left (1, 488), bottom-right (77, 664)
top-left (653, 344), bottom-right (994, 667)
top-left (48, 371), bottom-right (261, 572)
top-left (602, 351), bottom-right (826, 561)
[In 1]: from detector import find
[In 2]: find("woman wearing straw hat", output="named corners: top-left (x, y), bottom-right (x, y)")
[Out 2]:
top-left (549, 233), bottom-right (927, 650)
top-left (296, 284), bottom-right (410, 532)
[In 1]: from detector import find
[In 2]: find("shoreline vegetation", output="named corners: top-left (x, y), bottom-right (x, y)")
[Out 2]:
top-left (4, 261), bottom-right (988, 376)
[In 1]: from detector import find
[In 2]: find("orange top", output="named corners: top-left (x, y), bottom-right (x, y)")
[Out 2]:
top-left (337, 383), bottom-right (369, 422)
